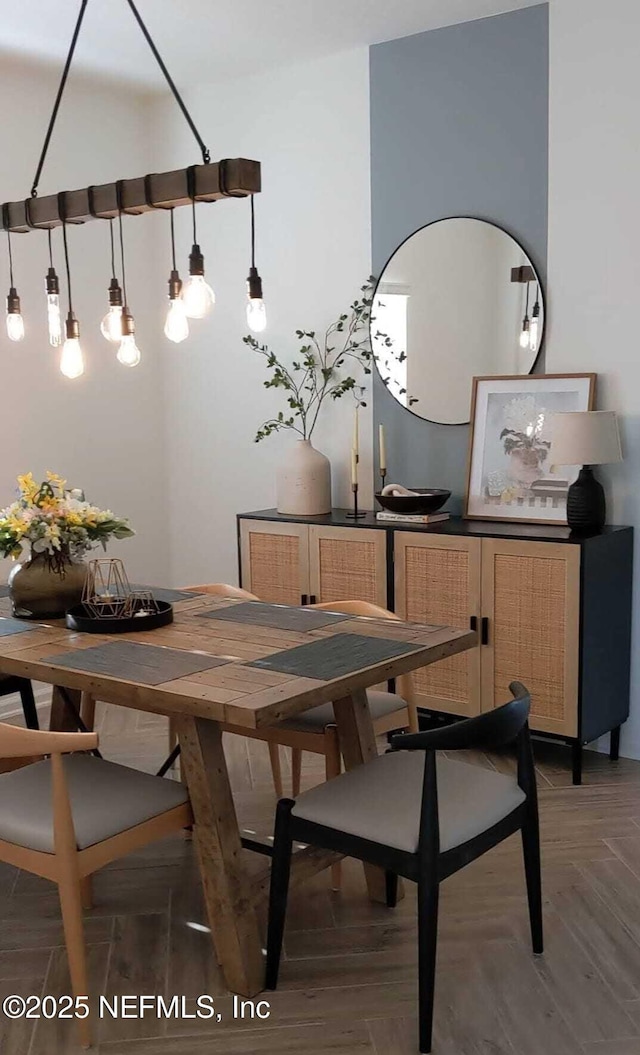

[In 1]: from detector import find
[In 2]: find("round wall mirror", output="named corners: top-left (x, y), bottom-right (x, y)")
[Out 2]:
top-left (371, 218), bottom-right (545, 426)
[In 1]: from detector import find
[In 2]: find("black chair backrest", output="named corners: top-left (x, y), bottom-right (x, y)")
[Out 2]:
top-left (391, 682), bottom-right (531, 754)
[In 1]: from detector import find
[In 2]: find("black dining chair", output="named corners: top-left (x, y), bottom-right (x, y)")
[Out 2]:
top-left (0, 675), bottom-right (39, 729)
top-left (265, 681), bottom-right (542, 1055)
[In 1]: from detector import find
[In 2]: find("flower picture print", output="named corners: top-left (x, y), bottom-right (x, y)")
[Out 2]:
top-left (465, 375), bottom-right (596, 523)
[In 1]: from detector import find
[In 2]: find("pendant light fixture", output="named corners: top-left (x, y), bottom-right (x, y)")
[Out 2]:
top-left (164, 208), bottom-right (189, 343)
top-left (181, 169), bottom-right (215, 320)
top-left (246, 194), bottom-right (267, 333)
top-left (519, 280), bottom-right (531, 349)
top-left (529, 284), bottom-right (541, 352)
top-left (0, 0), bottom-right (262, 370)
top-left (115, 193), bottom-right (141, 368)
top-left (4, 207), bottom-right (24, 342)
top-left (45, 229), bottom-right (62, 347)
top-left (59, 198), bottom-right (85, 379)
top-left (100, 219), bottom-right (124, 343)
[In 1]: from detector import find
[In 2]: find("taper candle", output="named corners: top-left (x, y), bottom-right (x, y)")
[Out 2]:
top-left (351, 447), bottom-right (358, 486)
top-left (379, 424), bottom-right (387, 471)
top-left (353, 406), bottom-right (359, 455)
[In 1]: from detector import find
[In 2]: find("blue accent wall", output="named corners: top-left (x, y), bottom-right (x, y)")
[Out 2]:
top-left (370, 5), bottom-right (549, 507)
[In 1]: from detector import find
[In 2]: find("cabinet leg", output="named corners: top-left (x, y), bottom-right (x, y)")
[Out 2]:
top-left (572, 741), bottom-right (583, 786)
top-left (610, 725), bottom-right (621, 762)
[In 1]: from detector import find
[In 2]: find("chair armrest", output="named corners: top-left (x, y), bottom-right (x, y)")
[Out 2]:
top-left (0, 724), bottom-right (98, 759)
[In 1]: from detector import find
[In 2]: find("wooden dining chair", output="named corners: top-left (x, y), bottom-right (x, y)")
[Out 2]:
top-left (265, 682), bottom-right (542, 1054)
top-left (0, 722), bottom-right (192, 1048)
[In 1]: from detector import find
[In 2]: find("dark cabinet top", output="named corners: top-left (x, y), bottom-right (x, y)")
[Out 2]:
top-left (238, 508), bottom-right (632, 545)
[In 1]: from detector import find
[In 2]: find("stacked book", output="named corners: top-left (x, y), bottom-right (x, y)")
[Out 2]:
top-left (376, 511), bottom-right (450, 525)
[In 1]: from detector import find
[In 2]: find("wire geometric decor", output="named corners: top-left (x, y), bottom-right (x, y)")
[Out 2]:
top-left (82, 558), bottom-right (160, 620)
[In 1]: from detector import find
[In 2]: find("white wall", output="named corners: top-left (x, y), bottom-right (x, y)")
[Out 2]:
top-left (547, 0), bottom-right (640, 755)
top-left (0, 57), bottom-right (168, 583)
top-left (150, 48), bottom-right (371, 588)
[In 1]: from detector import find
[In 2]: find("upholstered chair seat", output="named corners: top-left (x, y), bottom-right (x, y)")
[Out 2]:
top-left (0, 754), bottom-right (189, 853)
top-left (291, 750), bottom-right (526, 854)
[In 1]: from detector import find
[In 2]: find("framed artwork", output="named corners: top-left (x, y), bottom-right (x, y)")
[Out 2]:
top-left (464, 374), bottom-right (597, 524)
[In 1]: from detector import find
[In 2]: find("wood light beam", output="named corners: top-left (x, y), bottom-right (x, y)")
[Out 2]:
top-left (0, 159), bottom-right (261, 234)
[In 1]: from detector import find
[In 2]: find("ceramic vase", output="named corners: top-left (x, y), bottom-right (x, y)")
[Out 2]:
top-left (8, 554), bottom-right (87, 620)
top-left (276, 439), bottom-right (331, 515)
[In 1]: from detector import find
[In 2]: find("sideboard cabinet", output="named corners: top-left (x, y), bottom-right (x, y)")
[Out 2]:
top-left (238, 509), bottom-right (633, 783)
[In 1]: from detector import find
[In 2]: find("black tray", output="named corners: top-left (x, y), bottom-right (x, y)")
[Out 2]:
top-left (66, 600), bottom-right (174, 634)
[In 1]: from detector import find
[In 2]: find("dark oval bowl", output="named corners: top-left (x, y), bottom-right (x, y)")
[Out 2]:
top-left (375, 488), bottom-right (451, 515)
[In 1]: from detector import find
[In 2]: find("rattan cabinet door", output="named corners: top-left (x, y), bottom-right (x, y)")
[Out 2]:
top-left (239, 520), bottom-right (309, 605)
top-left (394, 533), bottom-right (482, 717)
top-left (481, 539), bottom-right (580, 737)
top-left (308, 527), bottom-right (387, 607)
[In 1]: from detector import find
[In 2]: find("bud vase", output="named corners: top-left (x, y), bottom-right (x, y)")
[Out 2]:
top-left (8, 554), bottom-right (87, 620)
top-left (276, 439), bottom-right (332, 515)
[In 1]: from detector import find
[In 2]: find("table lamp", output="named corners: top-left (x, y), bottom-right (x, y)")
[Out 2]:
top-left (549, 411), bottom-right (622, 532)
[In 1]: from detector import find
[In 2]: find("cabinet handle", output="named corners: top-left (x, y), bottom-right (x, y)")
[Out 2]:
top-left (481, 617), bottom-right (489, 646)
top-left (469, 615), bottom-right (478, 632)
top-left (309, 595), bottom-right (317, 605)
top-left (301, 594), bottom-right (308, 606)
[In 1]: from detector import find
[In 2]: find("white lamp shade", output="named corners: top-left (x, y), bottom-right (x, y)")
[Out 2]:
top-left (548, 411), bottom-right (622, 467)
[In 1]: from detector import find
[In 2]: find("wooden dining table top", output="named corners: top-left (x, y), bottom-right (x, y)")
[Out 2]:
top-left (0, 590), bottom-right (476, 729)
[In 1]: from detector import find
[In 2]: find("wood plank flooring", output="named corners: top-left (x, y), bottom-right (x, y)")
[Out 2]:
top-left (2, 691), bottom-right (640, 1052)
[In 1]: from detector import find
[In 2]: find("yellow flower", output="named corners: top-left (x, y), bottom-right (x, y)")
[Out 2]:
top-left (46, 471), bottom-right (67, 496)
top-left (17, 473), bottom-right (38, 501)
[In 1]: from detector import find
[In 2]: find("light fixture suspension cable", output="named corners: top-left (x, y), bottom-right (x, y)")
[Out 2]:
top-left (124, 0), bottom-right (211, 164)
top-left (30, 0), bottom-right (90, 198)
top-left (47, 228), bottom-right (54, 269)
top-left (29, 0), bottom-right (210, 203)
top-left (250, 194), bottom-right (256, 269)
top-left (6, 229), bottom-right (15, 287)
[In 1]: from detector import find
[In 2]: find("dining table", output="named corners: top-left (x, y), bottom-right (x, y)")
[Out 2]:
top-left (0, 587), bottom-right (477, 998)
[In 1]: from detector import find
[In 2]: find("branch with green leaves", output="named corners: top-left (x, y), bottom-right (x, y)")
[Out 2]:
top-left (244, 278), bottom-right (385, 443)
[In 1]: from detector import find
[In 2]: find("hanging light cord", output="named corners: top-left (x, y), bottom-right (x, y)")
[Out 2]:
top-left (118, 212), bottom-right (128, 305)
top-left (6, 230), bottom-right (15, 288)
top-left (30, 0), bottom-right (210, 200)
top-left (524, 281), bottom-right (530, 318)
top-left (191, 199), bottom-right (197, 245)
top-left (61, 221), bottom-right (73, 314)
top-left (250, 195), bottom-right (256, 270)
top-left (170, 208), bottom-right (177, 270)
top-left (47, 228), bottom-right (54, 269)
top-left (109, 218), bottom-right (118, 281)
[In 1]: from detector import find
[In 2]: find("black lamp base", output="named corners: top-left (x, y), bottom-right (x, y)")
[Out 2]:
top-left (566, 466), bottom-right (606, 533)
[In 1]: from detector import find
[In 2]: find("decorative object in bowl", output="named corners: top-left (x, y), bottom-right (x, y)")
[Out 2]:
top-left (375, 485), bottom-right (451, 515)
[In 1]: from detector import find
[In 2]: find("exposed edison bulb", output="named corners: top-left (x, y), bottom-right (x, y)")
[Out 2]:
top-left (246, 296), bottom-right (267, 333)
top-left (529, 316), bottom-right (539, 352)
top-left (60, 337), bottom-right (84, 379)
top-left (519, 322), bottom-right (530, 349)
top-left (101, 305), bottom-right (123, 343)
top-left (164, 299), bottom-right (189, 343)
top-left (182, 274), bottom-right (215, 319)
top-left (47, 294), bottom-right (62, 347)
top-left (117, 334), bottom-right (141, 368)
top-left (6, 312), bottom-right (25, 342)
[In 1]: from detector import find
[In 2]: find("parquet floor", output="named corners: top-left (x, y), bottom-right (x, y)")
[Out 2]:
top-left (3, 692), bottom-right (640, 1053)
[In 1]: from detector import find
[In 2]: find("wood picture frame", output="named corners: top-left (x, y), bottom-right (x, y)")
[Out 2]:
top-left (464, 373), bottom-right (597, 524)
